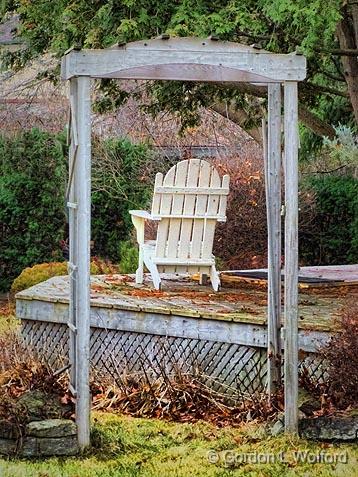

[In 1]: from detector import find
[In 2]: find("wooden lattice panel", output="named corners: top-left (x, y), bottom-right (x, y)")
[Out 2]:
top-left (21, 320), bottom-right (69, 368)
top-left (298, 354), bottom-right (328, 384)
top-left (21, 320), bottom-right (326, 396)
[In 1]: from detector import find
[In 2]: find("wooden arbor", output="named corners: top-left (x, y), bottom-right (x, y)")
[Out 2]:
top-left (60, 37), bottom-right (306, 448)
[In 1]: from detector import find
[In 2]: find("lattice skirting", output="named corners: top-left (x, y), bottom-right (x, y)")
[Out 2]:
top-left (21, 320), bottom-right (326, 397)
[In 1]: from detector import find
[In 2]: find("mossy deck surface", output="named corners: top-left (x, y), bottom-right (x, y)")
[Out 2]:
top-left (16, 273), bottom-right (356, 332)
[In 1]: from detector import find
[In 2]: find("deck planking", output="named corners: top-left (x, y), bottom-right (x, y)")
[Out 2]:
top-left (15, 273), bottom-right (356, 332)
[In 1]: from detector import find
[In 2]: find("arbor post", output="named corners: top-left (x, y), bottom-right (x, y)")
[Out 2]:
top-left (283, 81), bottom-right (299, 433)
top-left (73, 76), bottom-right (91, 449)
top-left (68, 78), bottom-right (78, 393)
top-left (266, 83), bottom-right (282, 395)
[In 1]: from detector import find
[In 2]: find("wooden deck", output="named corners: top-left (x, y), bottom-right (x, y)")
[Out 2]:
top-left (15, 270), bottom-right (356, 395)
top-left (16, 271), bottom-right (356, 332)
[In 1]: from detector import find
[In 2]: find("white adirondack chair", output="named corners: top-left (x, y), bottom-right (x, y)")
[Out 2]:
top-left (129, 159), bottom-right (230, 291)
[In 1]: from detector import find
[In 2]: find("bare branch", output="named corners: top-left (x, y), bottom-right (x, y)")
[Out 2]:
top-left (318, 68), bottom-right (346, 82)
top-left (211, 82), bottom-right (336, 138)
top-left (302, 164), bottom-right (349, 174)
top-left (303, 82), bottom-right (349, 98)
top-left (209, 101), bottom-right (263, 144)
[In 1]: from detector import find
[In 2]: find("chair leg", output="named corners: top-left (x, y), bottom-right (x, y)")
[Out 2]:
top-left (135, 247), bottom-right (144, 284)
top-left (210, 265), bottom-right (220, 291)
top-left (150, 265), bottom-right (161, 290)
top-left (143, 253), bottom-right (161, 290)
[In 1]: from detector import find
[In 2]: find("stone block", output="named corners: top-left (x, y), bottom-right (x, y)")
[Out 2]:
top-left (17, 390), bottom-right (66, 421)
top-left (0, 438), bottom-right (17, 455)
top-left (21, 435), bottom-right (79, 457)
top-left (299, 416), bottom-right (358, 441)
top-left (26, 419), bottom-right (77, 438)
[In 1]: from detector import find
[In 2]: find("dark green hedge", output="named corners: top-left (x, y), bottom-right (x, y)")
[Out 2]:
top-left (0, 129), bottom-right (67, 291)
top-left (91, 138), bottom-right (154, 261)
top-left (300, 175), bottom-right (358, 264)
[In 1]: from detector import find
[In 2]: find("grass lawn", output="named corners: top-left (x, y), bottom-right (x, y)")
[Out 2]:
top-left (0, 412), bottom-right (357, 477)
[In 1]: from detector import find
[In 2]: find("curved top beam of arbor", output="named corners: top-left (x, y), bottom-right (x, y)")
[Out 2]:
top-left (61, 36), bottom-right (306, 83)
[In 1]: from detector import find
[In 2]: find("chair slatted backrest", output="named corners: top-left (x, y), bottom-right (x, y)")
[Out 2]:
top-left (151, 159), bottom-right (229, 272)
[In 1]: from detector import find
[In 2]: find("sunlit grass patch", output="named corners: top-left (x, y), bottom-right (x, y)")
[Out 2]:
top-left (0, 412), bottom-right (357, 477)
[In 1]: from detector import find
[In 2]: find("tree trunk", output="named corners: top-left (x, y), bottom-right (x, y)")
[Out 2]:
top-left (210, 101), bottom-right (263, 143)
top-left (210, 83), bottom-right (336, 144)
top-left (350, 1), bottom-right (358, 46)
top-left (297, 104), bottom-right (336, 139)
top-left (337, 5), bottom-right (358, 125)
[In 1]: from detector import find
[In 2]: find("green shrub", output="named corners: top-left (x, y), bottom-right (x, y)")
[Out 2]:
top-left (10, 261), bottom-right (68, 294)
top-left (299, 175), bottom-right (358, 264)
top-left (11, 259), bottom-right (120, 294)
top-left (118, 240), bottom-right (139, 274)
top-left (91, 137), bottom-right (170, 262)
top-left (0, 129), bottom-right (67, 291)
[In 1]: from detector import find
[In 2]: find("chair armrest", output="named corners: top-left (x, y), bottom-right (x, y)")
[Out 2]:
top-left (129, 210), bottom-right (160, 221)
top-left (129, 210), bottom-right (160, 245)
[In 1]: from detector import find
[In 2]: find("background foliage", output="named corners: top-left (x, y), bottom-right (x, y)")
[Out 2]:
top-left (300, 175), bottom-right (358, 264)
top-left (2, 0), bottom-right (356, 144)
top-left (1, 126), bottom-right (357, 292)
top-left (91, 138), bottom-right (157, 262)
top-left (1, 2), bottom-right (357, 291)
top-left (299, 125), bottom-right (358, 264)
top-left (0, 129), bottom-right (156, 291)
top-left (0, 129), bottom-right (67, 291)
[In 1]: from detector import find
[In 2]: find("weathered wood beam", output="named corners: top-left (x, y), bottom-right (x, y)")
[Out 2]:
top-left (283, 81), bottom-right (299, 434)
top-left (68, 78), bottom-right (78, 393)
top-left (61, 40), bottom-right (306, 82)
top-left (75, 76), bottom-right (92, 450)
top-left (266, 83), bottom-right (282, 395)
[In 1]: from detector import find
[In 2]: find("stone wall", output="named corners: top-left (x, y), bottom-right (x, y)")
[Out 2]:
top-left (0, 419), bottom-right (79, 457)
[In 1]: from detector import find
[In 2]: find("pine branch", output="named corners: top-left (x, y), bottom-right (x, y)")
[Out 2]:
top-left (318, 68), bottom-right (346, 82)
top-left (303, 82), bottom-right (349, 98)
top-left (211, 82), bottom-right (336, 139)
top-left (316, 48), bottom-right (358, 56)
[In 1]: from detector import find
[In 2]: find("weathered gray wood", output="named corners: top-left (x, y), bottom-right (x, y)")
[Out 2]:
top-left (75, 76), bottom-right (91, 449)
top-left (58, 36), bottom-right (307, 441)
top-left (284, 81), bottom-right (299, 433)
top-left (267, 83), bottom-right (282, 394)
top-left (16, 273), bottom-right (343, 330)
top-left (17, 296), bottom-right (330, 353)
top-left (22, 321), bottom-right (267, 395)
top-left (68, 78), bottom-right (78, 398)
top-left (61, 38), bottom-right (306, 82)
